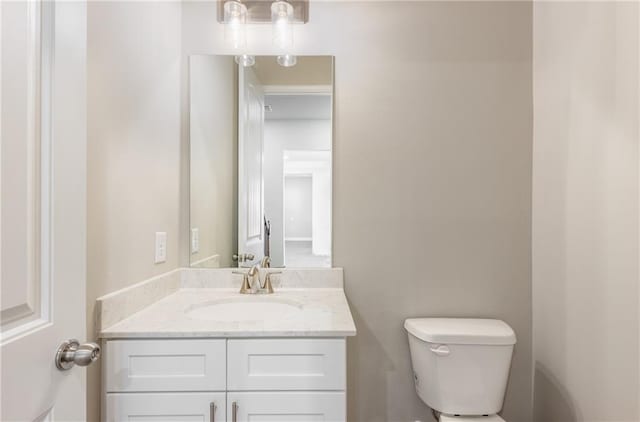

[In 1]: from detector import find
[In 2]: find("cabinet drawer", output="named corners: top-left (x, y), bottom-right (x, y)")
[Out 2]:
top-left (105, 392), bottom-right (226, 422)
top-left (227, 339), bottom-right (345, 391)
top-left (227, 392), bottom-right (345, 422)
top-left (105, 339), bottom-right (226, 392)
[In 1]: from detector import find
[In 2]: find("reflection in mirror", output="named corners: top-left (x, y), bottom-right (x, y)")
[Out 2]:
top-left (189, 56), bottom-right (333, 269)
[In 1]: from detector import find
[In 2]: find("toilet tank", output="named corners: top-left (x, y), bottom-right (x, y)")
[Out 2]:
top-left (404, 318), bottom-right (516, 416)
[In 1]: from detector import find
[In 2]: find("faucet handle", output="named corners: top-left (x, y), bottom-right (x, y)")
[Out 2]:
top-left (233, 271), bottom-right (252, 294)
top-left (261, 271), bottom-right (282, 294)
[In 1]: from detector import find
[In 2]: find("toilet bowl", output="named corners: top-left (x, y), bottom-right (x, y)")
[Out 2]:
top-left (404, 318), bottom-right (516, 422)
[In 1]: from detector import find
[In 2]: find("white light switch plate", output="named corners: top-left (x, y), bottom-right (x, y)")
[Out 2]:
top-left (155, 232), bottom-right (167, 263)
top-left (191, 228), bottom-right (199, 254)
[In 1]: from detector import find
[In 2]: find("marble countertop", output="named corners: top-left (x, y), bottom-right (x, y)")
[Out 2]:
top-left (100, 288), bottom-right (357, 339)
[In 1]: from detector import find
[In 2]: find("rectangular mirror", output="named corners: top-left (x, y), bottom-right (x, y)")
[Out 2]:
top-left (189, 55), bottom-right (333, 269)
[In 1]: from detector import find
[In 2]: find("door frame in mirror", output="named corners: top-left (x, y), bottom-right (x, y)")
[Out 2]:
top-left (260, 83), bottom-right (334, 268)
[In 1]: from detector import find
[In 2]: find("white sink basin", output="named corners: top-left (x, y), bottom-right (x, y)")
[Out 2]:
top-left (186, 297), bottom-right (303, 322)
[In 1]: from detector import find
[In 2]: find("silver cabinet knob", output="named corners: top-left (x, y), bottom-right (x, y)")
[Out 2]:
top-left (55, 339), bottom-right (101, 370)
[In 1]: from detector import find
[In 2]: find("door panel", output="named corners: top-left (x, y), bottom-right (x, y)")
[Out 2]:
top-left (0, 1), bottom-right (87, 420)
top-left (0, 0), bottom-right (42, 331)
top-left (238, 66), bottom-right (264, 266)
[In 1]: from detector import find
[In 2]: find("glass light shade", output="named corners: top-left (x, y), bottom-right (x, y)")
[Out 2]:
top-left (235, 54), bottom-right (256, 67)
top-left (224, 0), bottom-right (247, 50)
top-left (271, 1), bottom-right (294, 50)
top-left (277, 54), bottom-right (297, 67)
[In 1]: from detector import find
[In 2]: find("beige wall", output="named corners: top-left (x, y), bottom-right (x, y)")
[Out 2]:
top-left (532, 3), bottom-right (639, 421)
top-left (253, 55), bottom-right (333, 86)
top-left (189, 55), bottom-right (237, 267)
top-left (86, 2), bottom-right (533, 421)
top-left (182, 2), bottom-right (533, 421)
top-left (86, 2), bottom-right (182, 420)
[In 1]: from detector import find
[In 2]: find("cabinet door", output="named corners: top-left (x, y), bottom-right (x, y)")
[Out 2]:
top-left (227, 339), bottom-right (346, 391)
top-left (105, 339), bottom-right (226, 392)
top-left (226, 392), bottom-right (345, 422)
top-left (106, 392), bottom-right (226, 422)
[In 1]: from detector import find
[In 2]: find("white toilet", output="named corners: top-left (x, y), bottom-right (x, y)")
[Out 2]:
top-left (404, 318), bottom-right (517, 422)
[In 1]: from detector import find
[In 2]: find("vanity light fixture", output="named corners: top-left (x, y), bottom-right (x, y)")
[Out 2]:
top-left (224, 0), bottom-right (247, 49)
top-left (271, 1), bottom-right (296, 67)
top-left (271, 1), bottom-right (294, 50)
top-left (218, 0), bottom-right (308, 67)
top-left (217, 0), bottom-right (308, 24)
top-left (223, 0), bottom-right (255, 67)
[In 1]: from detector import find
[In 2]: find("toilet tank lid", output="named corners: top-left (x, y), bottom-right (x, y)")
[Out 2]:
top-left (404, 318), bottom-right (516, 345)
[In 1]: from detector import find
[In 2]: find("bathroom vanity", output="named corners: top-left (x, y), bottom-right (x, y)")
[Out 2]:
top-left (98, 268), bottom-right (356, 422)
top-left (98, 54), bottom-right (351, 421)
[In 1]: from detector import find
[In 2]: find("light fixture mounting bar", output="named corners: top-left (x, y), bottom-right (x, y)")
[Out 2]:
top-left (218, 0), bottom-right (308, 24)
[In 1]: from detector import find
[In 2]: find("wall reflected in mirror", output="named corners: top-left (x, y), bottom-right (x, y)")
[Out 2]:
top-left (189, 55), bottom-right (333, 269)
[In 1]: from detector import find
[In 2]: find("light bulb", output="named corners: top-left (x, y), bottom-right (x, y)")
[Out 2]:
top-left (277, 54), bottom-right (297, 67)
top-left (224, 0), bottom-right (247, 50)
top-left (271, 1), bottom-right (294, 50)
top-left (235, 54), bottom-right (255, 67)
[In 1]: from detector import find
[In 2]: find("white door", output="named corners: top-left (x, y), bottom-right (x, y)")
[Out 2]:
top-left (1, 1), bottom-right (89, 421)
top-left (106, 393), bottom-right (227, 422)
top-left (227, 392), bottom-right (346, 422)
top-left (237, 66), bottom-right (264, 267)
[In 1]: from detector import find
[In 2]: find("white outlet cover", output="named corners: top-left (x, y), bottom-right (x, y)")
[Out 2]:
top-left (155, 232), bottom-right (167, 263)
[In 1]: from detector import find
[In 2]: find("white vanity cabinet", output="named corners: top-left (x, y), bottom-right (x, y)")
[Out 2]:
top-left (103, 338), bottom-right (347, 422)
